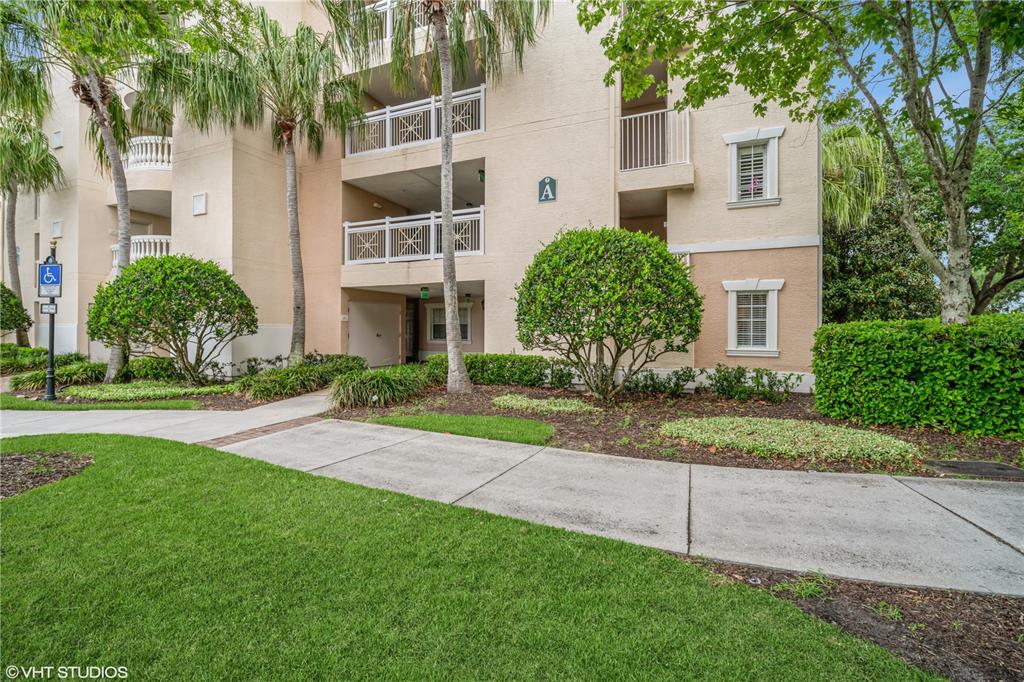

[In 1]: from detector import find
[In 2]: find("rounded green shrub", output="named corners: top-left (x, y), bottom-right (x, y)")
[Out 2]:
top-left (623, 368), bottom-right (697, 397)
top-left (661, 417), bottom-right (919, 467)
top-left (515, 228), bottom-right (702, 400)
top-left (87, 255), bottom-right (258, 385)
top-left (813, 314), bottom-right (1024, 436)
top-left (330, 365), bottom-right (428, 408)
top-left (1, 283), bottom-right (32, 335)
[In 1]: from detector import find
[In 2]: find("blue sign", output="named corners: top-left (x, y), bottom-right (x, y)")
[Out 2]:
top-left (38, 263), bottom-right (62, 298)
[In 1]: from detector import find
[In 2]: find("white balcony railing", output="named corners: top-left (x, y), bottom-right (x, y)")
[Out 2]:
top-left (346, 85), bottom-right (485, 156)
top-left (344, 207), bottom-right (484, 264)
top-left (126, 136), bottom-right (172, 170)
top-left (620, 109), bottom-right (689, 171)
top-left (110, 235), bottom-right (172, 273)
top-left (370, 0), bottom-right (430, 40)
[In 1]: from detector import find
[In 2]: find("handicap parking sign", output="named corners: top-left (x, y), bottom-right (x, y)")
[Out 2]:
top-left (38, 263), bottom-right (62, 298)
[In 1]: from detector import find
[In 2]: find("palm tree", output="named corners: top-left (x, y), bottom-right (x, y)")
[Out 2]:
top-left (4, 0), bottom-right (180, 380)
top-left (322, 0), bottom-right (550, 393)
top-left (1, 14), bottom-right (61, 347)
top-left (0, 116), bottom-right (65, 346)
top-left (139, 8), bottom-right (364, 367)
top-left (822, 124), bottom-right (886, 231)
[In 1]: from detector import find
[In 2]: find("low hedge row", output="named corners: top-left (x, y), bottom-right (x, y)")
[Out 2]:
top-left (9, 362), bottom-right (107, 391)
top-left (813, 314), bottom-right (1024, 436)
top-left (127, 356), bottom-right (182, 382)
top-left (1, 345), bottom-right (87, 373)
top-left (425, 353), bottom-right (573, 389)
top-left (235, 355), bottom-right (367, 401)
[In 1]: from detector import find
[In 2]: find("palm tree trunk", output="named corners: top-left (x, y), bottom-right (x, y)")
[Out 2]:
top-left (429, 7), bottom-right (471, 393)
top-left (284, 138), bottom-right (306, 366)
top-left (4, 184), bottom-right (30, 346)
top-left (83, 72), bottom-right (130, 382)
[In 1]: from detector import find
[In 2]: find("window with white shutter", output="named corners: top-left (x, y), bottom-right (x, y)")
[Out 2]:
top-left (723, 127), bottom-right (784, 207)
top-left (735, 291), bottom-right (768, 347)
top-left (722, 279), bottom-right (784, 357)
top-left (736, 144), bottom-right (767, 201)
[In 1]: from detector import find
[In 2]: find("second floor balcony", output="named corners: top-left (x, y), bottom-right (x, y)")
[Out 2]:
top-left (346, 85), bottom-right (485, 156)
top-left (620, 109), bottom-right (689, 171)
top-left (126, 136), bottom-right (173, 171)
top-left (110, 235), bottom-right (172, 275)
top-left (344, 207), bottom-right (484, 265)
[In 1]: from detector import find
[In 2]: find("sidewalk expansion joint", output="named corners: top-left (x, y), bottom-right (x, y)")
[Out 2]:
top-left (303, 431), bottom-right (430, 473)
top-left (686, 464), bottom-right (693, 555)
top-left (450, 446), bottom-right (547, 505)
top-left (893, 477), bottom-right (1024, 557)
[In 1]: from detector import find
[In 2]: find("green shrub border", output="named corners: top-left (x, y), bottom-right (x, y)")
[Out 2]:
top-left (813, 314), bottom-right (1024, 437)
top-left (425, 353), bottom-right (573, 388)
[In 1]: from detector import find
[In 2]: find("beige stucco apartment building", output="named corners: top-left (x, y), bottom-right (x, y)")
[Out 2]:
top-left (2, 2), bottom-right (821, 383)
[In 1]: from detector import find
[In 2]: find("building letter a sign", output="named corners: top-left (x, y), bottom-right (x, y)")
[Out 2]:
top-left (538, 176), bottom-right (556, 203)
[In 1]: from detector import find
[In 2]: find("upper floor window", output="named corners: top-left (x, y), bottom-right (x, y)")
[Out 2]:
top-left (723, 126), bottom-right (784, 208)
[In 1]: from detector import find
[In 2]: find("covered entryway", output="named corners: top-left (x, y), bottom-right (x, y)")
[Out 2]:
top-left (348, 301), bottom-right (402, 367)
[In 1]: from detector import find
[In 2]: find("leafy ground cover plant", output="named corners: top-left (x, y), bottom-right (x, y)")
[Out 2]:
top-left (661, 417), bottom-right (919, 467)
top-left (331, 365), bottom-right (428, 408)
top-left (701, 365), bottom-right (801, 403)
top-left (1, 346), bottom-right (86, 374)
top-left (0, 395), bottom-right (198, 411)
top-left (65, 381), bottom-right (235, 402)
top-left (492, 393), bottom-right (597, 415)
top-left (623, 368), bottom-right (697, 397)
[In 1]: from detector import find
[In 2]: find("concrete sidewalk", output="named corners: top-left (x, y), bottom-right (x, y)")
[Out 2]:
top-left (3, 406), bottom-right (1022, 595)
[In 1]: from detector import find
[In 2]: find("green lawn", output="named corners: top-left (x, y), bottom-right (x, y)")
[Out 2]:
top-left (368, 413), bottom-right (554, 445)
top-left (0, 394), bottom-right (199, 411)
top-left (0, 434), bottom-right (931, 680)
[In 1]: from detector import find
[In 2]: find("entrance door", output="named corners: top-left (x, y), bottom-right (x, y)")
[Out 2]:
top-left (348, 302), bottom-right (402, 367)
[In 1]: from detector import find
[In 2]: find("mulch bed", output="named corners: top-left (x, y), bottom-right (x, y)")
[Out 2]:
top-left (1, 452), bottom-right (93, 498)
top-left (329, 385), bottom-right (1023, 477)
top-left (696, 558), bottom-right (1024, 682)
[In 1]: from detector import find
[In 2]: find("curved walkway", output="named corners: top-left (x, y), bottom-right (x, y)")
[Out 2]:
top-left (2, 398), bottom-right (1022, 596)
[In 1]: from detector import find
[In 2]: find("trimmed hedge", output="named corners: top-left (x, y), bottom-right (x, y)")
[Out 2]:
top-left (330, 365), bottom-right (429, 408)
top-left (1, 346), bottom-right (86, 373)
top-left (813, 314), bottom-right (1024, 436)
top-left (425, 353), bottom-right (572, 388)
top-left (235, 355), bottom-right (367, 401)
top-left (9, 362), bottom-right (107, 391)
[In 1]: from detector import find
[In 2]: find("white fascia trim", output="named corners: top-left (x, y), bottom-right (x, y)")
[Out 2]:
top-left (727, 197), bottom-right (782, 210)
top-left (722, 126), bottom-right (786, 145)
top-left (722, 278), bottom-right (785, 292)
top-left (669, 235), bottom-right (820, 255)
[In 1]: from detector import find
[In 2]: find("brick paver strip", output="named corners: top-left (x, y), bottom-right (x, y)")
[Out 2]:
top-left (197, 416), bottom-right (322, 448)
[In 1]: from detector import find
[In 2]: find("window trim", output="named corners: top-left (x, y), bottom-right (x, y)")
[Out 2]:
top-left (722, 279), bottom-right (784, 357)
top-left (723, 126), bottom-right (784, 208)
top-left (426, 303), bottom-right (472, 343)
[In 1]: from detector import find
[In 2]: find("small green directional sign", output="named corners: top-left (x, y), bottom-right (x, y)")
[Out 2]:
top-left (538, 176), bottom-right (556, 203)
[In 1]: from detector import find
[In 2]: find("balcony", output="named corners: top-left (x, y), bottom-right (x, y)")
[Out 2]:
top-left (346, 85), bottom-right (485, 156)
top-left (126, 135), bottom-right (173, 171)
top-left (618, 109), bottom-right (692, 192)
top-left (371, 0), bottom-right (430, 40)
top-left (344, 207), bottom-right (484, 264)
top-left (110, 235), bottom-right (172, 274)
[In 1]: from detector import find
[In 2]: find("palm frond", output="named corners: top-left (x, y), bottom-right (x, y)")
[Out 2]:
top-left (0, 113), bottom-right (65, 194)
top-left (823, 124), bottom-right (886, 230)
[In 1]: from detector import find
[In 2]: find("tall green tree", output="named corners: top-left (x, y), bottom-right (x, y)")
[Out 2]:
top-left (4, 0), bottom-right (185, 379)
top-left (1, 9), bottom-right (62, 347)
top-left (577, 0), bottom-right (1023, 325)
top-left (822, 124), bottom-right (886, 231)
top-left (322, 0), bottom-right (551, 392)
top-left (0, 117), bottom-right (65, 346)
top-left (139, 7), bottom-right (364, 367)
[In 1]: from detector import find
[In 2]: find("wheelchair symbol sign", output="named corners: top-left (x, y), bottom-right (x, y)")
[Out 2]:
top-left (38, 263), bottom-right (62, 297)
